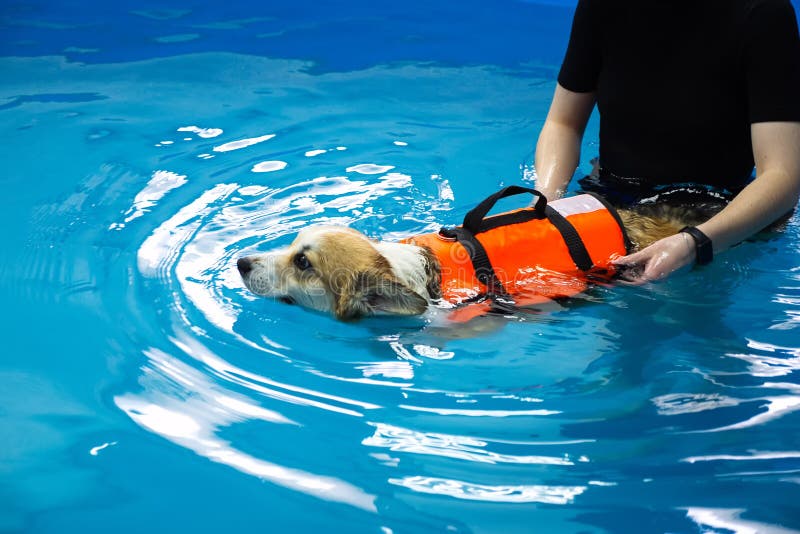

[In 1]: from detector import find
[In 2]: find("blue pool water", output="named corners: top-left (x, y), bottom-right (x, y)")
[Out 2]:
top-left (3, 1), bottom-right (800, 532)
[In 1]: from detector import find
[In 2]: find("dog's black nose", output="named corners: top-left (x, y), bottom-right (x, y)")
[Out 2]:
top-left (237, 257), bottom-right (253, 276)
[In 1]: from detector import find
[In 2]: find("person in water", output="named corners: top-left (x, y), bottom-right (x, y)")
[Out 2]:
top-left (534, 0), bottom-right (800, 282)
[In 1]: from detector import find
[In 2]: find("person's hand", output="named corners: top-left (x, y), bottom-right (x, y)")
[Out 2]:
top-left (611, 232), bottom-right (696, 284)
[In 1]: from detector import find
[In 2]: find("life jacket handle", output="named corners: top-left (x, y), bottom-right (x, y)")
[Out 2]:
top-left (462, 186), bottom-right (547, 234)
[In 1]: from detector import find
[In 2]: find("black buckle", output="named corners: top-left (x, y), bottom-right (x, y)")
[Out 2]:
top-left (437, 227), bottom-right (458, 241)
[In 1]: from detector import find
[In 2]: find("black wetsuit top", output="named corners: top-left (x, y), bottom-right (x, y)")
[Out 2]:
top-left (558, 0), bottom-right (800, 192)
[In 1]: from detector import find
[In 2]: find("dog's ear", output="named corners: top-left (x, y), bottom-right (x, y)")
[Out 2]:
top-left (334, 271), bottom-right (427, 321)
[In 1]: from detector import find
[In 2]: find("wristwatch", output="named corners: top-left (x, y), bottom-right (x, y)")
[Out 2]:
top-left (679, 226), bottom-right (713, 265)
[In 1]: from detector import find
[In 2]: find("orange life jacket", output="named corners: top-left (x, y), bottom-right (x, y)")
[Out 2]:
top-left (400, 186), bottom-right (630, 319)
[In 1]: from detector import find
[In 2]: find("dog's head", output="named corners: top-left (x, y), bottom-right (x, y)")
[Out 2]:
top-left (237, 226), bottom-right (428, 320)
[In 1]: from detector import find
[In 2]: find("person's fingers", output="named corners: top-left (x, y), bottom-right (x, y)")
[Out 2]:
top-left (614, 258), bottom-right (648, 283)
top-left (610, 250), bottom-right (646, 267)
top-left (612, 249), bottom-right (671, 284)
top-left (611, 253), bottom-right (650, 284)
top-left (611, 234), bottom-right (694, 285)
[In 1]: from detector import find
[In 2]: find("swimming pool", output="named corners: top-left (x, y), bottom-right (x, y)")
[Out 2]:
top-left (2, 0), bottom-right (800, 532)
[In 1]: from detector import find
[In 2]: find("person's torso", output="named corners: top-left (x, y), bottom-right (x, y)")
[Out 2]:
top-left (595, 0), bottom-right (759, 187)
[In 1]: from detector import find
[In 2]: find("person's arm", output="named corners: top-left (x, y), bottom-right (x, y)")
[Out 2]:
top-left (534, 84), bottom-right (596, 200)
top-left (613, 121), bottom-right (800, 282)
top-left (698, 122), bottom-right (800, 251)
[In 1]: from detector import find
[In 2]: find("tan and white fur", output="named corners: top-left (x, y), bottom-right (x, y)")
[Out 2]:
top-left (237, 202), bottom-right (713, 321)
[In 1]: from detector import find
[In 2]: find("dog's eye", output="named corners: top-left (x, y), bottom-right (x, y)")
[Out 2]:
top-left (293, 252), bottom-right (312, 271)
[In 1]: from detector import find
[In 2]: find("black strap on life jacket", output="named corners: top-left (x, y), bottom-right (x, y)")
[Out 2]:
top-left (438, 225), bottom-right (518, 314)
top-left (439, 186), bottom-right (599, 308)
top-left (463, 185), bottom-right (547, 234)
top-left (543, 206), bottom-right (594, 272)
top-left (441, 186), bottom-right (548, 301)
top-left (438, 226), bottom-right (509, 297)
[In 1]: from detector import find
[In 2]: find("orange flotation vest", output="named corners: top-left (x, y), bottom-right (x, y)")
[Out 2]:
top-left (400, 186), bottom-right (630, 319)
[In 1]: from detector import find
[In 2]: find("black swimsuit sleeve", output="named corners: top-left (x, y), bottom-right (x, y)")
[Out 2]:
top-left (744, 0), bottom-right (800, 123)
top-left (557, 0), bottom-right (601, 93)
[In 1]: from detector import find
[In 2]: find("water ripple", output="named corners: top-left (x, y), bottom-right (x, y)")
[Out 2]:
top-left (685, 508), bottom-right (798, 534)
top-left (652, 393), bottom-right (741, 415)
top-left (694, 390), bottom-right (800, 433)
top-left (389, 476), bottom-right (586, 504)
top-left (346, 163), bottom-right (395, 175)
top-left (177, 125), bottom-right (223, 138)
top-left (725, 339), bottom-right (800, 377)
top-left (398, 405), bottom-right (559, 417)
top-left (682, 451), bottom-right (800, 464)
top-left (115, 348), bottom-right (376, 511)
top-left (109, 170), bottom-right (187, 230)
top-left (251, 160), bottom-right (288, 173)
top-left (213, 133), bottom-right (276, 152)
top-left (363, 423), bottom-right (576, 465)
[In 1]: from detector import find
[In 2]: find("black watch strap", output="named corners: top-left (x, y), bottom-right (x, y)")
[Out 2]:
top-left (679, 226), bottom-right (713, 265)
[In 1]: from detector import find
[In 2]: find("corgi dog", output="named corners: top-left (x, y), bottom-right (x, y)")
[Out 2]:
top-left (237, 187), bottom-right (713, 321)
